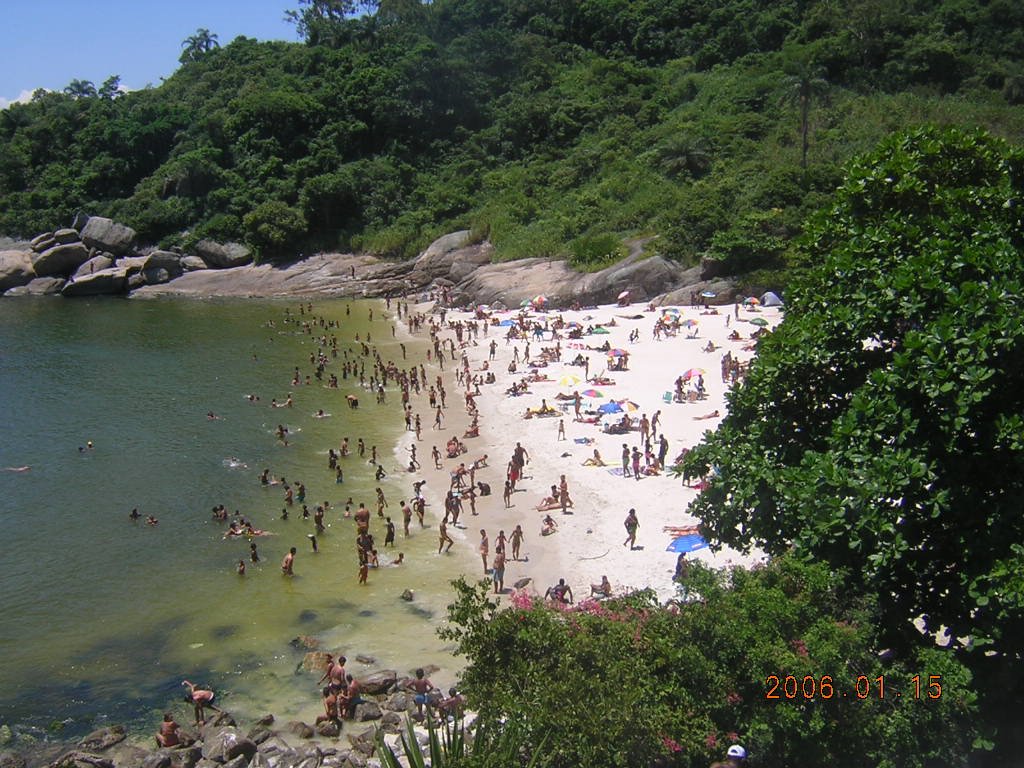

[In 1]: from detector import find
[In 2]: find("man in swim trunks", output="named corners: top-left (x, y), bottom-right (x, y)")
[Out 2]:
top-left (282, 547), bottom-right (296, 575)
top-left (406, 668), bottom-right (436, 719)
top-left (182, 680), bottom-right (220, 725)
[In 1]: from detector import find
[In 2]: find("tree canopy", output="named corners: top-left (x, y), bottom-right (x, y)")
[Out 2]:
top-left (1, 0), bottom-right (1022, 266)
top-left (682, 125), bottom-right (1024, 755)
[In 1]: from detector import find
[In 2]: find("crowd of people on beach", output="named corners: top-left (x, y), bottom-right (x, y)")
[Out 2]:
top-left (124, 288), bottom-right (766, 757)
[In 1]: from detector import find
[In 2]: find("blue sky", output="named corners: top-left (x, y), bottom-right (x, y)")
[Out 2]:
top-left (1, 0), bottom-right (301, 107)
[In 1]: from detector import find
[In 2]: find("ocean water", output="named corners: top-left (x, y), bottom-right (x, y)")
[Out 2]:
top-left (0, 296), bottom-right (468, 740)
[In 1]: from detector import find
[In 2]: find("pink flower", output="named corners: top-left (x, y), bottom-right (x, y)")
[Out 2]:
top-left (660, 736), bottom-right (683, 753)
top-left (705, 732), bottom-right (718, 749)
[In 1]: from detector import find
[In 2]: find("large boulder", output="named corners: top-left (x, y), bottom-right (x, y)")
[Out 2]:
top-left (180, 255), bottom-right (208, 272)
top-left (32, 243), bottom-right (90, 278)
top-left (194, 241), bottom-right (252, 269)
top-left (0, 250), bottom-right (36, 292)
top-left (72, 255), bottom-right (114, 280)
top-left (62, 266), bottom-right (129, 297)
top-left (80, 217), bottom-right (136, 256)
top-left (358, 669), bottom-right (397, 695)
top-left (144, 250), bottom-right (183, 278)
top-left (409, 232), bottom-right (491, 285)
top-left (6, 277), bottom-right (67, 296)
top-left (53, 228), bottom-right (81, 245)
top-left (30, 232), bottom-right (57, 253)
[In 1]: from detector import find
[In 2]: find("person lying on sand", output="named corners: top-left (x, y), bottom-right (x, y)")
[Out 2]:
top-left (693, 410), bottom-right (720, 420)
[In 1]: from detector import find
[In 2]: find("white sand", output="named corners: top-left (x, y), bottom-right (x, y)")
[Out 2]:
top-left (411, 299), bottom-right (780, 605)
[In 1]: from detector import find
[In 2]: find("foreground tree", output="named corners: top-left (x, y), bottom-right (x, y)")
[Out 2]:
top-left (441, 558), bottom-right (978, 767)
top-left (682, 126), bottom-right (1024, 754)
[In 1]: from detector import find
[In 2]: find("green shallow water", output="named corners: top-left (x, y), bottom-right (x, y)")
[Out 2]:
top-left (0, 296), bottom-right (470, 739)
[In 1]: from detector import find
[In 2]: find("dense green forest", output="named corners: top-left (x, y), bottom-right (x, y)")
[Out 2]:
top-left (1, 0), bottom-right (1022, 275)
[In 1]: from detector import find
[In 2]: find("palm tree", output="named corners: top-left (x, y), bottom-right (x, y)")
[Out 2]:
top-left (782, 64), bottom-right (829, 169)
top-left (63, 79), bottom-right (96, 99)
top-left (657, 134), bottom-right (713, 179)
top-left (180, 28), bottom-right (220, 64)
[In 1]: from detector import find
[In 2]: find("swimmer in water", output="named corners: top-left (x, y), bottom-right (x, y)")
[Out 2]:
top-left (146, 515), bottom-right (159, 526)
top-left (129, 508), bottom-right (141, 521)
top-left (3, 466), bottom-right (30, 472)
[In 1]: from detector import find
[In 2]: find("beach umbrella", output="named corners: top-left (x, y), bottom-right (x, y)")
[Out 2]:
top-left (598, 401), bottom-right (623, 414)
top-left (566, 321), bottom-right (581, 328)
top-left (681, 319), bottom-right (699, 328)
top-left (519, 299), bottom-right (532, 308)
top-left (617, 289), bottom-right (630, 300)
top-left (700, 290), bottom-right (717, 299)
top-left (581, 388), bottom-right (604, 398)
top-left (559, 373), bottom-right (582, 386)
top-left (748, 317), bottom-right (769, 327)
top-left (663, 307), bottom-right (681, 315)
top-left (591, 326), bottom-right (611, 335)
top-left (608, 348), bottom-right (629, 357)
top-left (681, 368), bottom-right (705, 381)
top-left (760, 291), bottom-right (784, 307)
top-left (531, 295), bottom-right (547, 306)
top-left (666, 533), bottom-right (708, 553)
top-left (743, 296), bottom-right (761, 306)
top-left (619, 400), bottom-right (640, 412)
top-left (498, 319), bottom-right (514, 326)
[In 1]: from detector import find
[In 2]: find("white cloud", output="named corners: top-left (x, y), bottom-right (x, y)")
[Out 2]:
top-left (0, 89), bottom-right (40, 110)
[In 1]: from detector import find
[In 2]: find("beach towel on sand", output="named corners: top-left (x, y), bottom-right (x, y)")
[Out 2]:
top-left (607, 467), bottom-right (625, 476)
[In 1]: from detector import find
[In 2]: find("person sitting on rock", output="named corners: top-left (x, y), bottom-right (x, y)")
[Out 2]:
top-left (155, 712), bottom-right (180, 748)
top-left (438, 687), bottom-right (466, 720)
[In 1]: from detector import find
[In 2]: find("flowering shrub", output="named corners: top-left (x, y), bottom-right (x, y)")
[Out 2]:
top-left (441, 556), bottom-right (980, 767)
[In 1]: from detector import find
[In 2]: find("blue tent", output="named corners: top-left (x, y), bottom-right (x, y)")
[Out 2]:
top-left (666, 533), bottom-right (708, 553)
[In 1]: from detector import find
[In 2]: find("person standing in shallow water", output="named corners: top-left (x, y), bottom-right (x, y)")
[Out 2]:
top-left (282, 546), bottom-right (296, 575)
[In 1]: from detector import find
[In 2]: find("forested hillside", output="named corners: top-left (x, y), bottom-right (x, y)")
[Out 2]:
top-left (1, 0), bottom-right (1022, 277)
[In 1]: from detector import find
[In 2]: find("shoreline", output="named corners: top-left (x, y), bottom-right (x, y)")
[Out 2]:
top-left (0, 294), bottom-right (778, 764)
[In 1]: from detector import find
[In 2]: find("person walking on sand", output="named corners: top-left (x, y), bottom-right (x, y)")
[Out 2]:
top-left (557, 418), bottom-right (566, 441)
top-left (510, 524), bottom-right (525, 560)
top-left (621, 443), bottom-right (631, 477)
top-left (623, 508), bottom-right (639, 549)
top-left (503, 479), bottom-right (513, 508)
top-left (559, 474), bottom-right (573, 514)
top-left (479, 529), bottom-right (489, 573)
top-left (631, 446), bottom-right (642, 480)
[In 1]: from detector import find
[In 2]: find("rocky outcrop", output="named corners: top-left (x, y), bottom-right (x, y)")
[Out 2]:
top-left (142, 251), bottom-right (184, 285)
top-left (0, 250), bottom-right (35, 292)
top-left (32, 243), bottom-right (90, 278)
top-left (194, 240), bottom-right (252, 269)
top-left (5, 277), bottom-right (65, 296)
top-left (71, 255), bottom-right (114, 280)
top-left (80, 217), bottom-right (136, 256)
top-left (62, 266), bottom-right (129, 297)
top-left (77, 726), bottom-right (126, 752)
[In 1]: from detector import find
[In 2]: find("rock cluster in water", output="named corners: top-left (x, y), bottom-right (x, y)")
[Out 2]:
top-left (0, 667), bottom-right (453, 768)
top-left (0, 217), bottom-right (252, 298)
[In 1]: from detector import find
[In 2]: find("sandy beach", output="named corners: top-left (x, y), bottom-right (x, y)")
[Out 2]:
top-left (401, 297), bottom-right (780, 608)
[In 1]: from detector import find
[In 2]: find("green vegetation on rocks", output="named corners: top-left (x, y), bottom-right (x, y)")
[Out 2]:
top-left (0, 0), bottom-right (1022, 270)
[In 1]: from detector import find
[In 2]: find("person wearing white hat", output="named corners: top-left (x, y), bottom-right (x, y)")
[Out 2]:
top-left (710, 744), bottom-right (747, 767)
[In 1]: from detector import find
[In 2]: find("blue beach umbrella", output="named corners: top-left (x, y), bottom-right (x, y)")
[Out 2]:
top-left (499, 319), bottom-right (514, 326)
top-left (598, 401), bottom-right (623, 414)
top-left (666, 534), bottom-right (708, 553)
